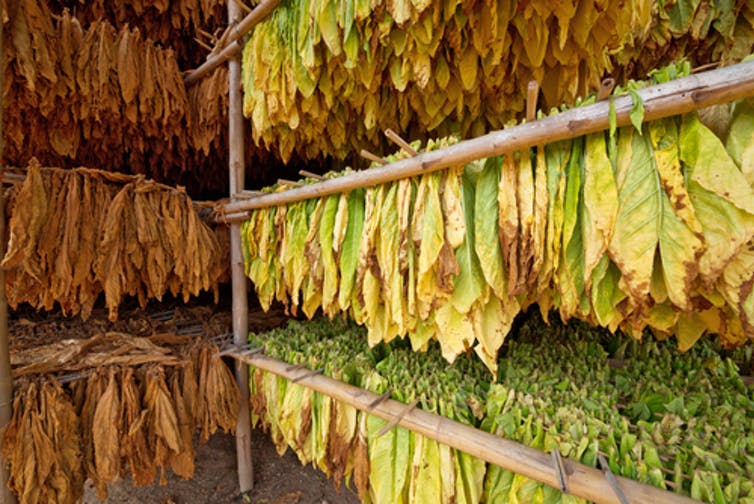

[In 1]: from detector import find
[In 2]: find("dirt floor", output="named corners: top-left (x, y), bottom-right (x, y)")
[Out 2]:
top-left (82, 429), bottom-right (361, 504)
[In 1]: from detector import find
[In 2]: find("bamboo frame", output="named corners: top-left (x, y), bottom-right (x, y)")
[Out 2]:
top-left (184, 0), bottom-right (281, 86)
top-left (223, 59), bottom-right (754, 214)
top-left (0, 24), bottom-right (16, 504)
top-left (233, 352), bottom-right (698, 504)
top-left (227, 0), bottom-right (254, 493)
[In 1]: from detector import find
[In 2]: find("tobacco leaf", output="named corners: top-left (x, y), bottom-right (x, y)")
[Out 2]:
top-left (92, 370), bottom-right (121, 499)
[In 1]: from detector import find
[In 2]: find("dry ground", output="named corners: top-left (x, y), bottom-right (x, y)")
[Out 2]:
top-left (82, 429), bottom-right (360, 504)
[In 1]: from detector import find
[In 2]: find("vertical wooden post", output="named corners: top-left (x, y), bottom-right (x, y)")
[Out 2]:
top-left (0, 20), bottom-right (17, 504)
top-left (227, 0), bottom-right (254, 494)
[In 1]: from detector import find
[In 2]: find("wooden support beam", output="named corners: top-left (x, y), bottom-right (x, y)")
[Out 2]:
top-left (0, 24), bottom-right (16, 504)
top-left (227, 0), bottom-right (254, 494)
top-left (184, 0), bottom-right (282, 86)
top-left (233, 352), bottom-right (698, 504)
top-left (223, 59), bottom-right (754, 214)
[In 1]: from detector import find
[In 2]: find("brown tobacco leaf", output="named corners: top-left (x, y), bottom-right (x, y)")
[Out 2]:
top-left (3, 0), bottom-right (239, 195)
top-left (92, 370), bottom-right (122, 499)
top-left (120, 368), bottom-right (157, 487)
top-left (3, 383), bottom-right (41, 503)
top-left (144, 367), bottom-right (182, 486)
top-left (168, 370), bottom-right (196, 480)
top-left (80, 370), bottom-right (108, 488)
top-left (327, 400), bottom-right (357, 491)
top-left (205, 348), bottom-right (240, 437)
top-left (352, 434), bottom-right (370, 502)
top-left (43, 381), bottom-right (85, 504)
top-left (195, 345), bottom-right (240, 443)
top-left (3, 165), bottom-right (226, 321)
top-left (3, 381), bottom-right (84, 504)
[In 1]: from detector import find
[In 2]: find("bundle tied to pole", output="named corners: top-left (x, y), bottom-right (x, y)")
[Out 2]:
top-left (240, 60), bottom-right (754, 377)
top-left (3, 333), bottom-right (240, 503)
top-left (1, 163), bottom-right (227, 321)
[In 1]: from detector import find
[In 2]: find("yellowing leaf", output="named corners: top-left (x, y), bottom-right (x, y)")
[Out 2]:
top-left (582, 132), bottom-right (618, 287)
top-left (609, 126), bottom-right (702, 311)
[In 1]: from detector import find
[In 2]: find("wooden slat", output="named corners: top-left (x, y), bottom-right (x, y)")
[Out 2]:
top-left (227, 0), bottom-right (253, 493)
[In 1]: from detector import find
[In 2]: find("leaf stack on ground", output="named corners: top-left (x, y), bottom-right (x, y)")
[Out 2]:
top-left (241, 0), bottom-right (754, 162)
top-left (249, 316), bottom-right (754, 504)
top-left (242, 63), bottom-right (754, 376)
top-left (2, 163), bottom-right (226, 321)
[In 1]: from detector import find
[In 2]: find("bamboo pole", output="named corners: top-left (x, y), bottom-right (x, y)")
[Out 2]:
top-left (0, 23), bottom-right (16, 504)
top-left (224, 59), bottom-right (754, 214)
top-left (227, 0), bottom-right (254, 494)
top-left (236, 353), bottom-right (698, 504)
top-left (184, 0), bottom-right (281, 86)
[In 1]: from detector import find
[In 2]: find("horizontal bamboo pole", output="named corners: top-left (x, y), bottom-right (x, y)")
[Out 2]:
top-left (237, 352), bottom-right (698, 504)
top-left (184, 0), bottom-right (281, 86)
top-left (224, 59), bottom-right (754, 214)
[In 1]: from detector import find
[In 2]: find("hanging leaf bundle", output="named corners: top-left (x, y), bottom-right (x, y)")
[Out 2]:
top-left (2, 381), bottom-right (84, 504)
top-left (628, 0), bottom-right (754, 78)
top-left (42, 0), bottom-right (226, 68)
top-left (243, 80), bottom-right (754, 375)
top-left (249, 316), bottom-right (754, 504)
top-left (241, 0), bottom-right (754, 162)
top-left (2, 163), bottom-right (226, 321)
top-left (1, 0), bottom-right (239, 193)
top-left (4, 336), bottom-right (240, 503)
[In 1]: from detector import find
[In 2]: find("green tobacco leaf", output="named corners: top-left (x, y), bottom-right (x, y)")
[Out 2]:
top-left (475, 157), bottom-right (506, 299)
top-left (590, 256), bottom-right (625, 329)
top-left (450, 170), bottom-right (485, 314)
top-left (317, 0), bottom-right (341, 56)
top-left (338, 189), bottom-right (365, 311)
top-left (725, 98), bottom-right (754, 186)
top-left (539, 140), bottom-right (570, 302)
top-left (582, 132), bottom-right (618, 287)
top-left (682, 115), bottom-right (754, 215)
top-left (367, 416), bottom-right (410, 504)
top-left (666, 0), bottom-right (699, 34)
top-left (284, 202), bottom-right (310, 311)
top-left (319, 195), bottom-right (339, 314)
top-left (628, 89), bottom-right (645, 133)
top-left (557, 138), bottom-right (586, 319)
top-left (455, 448), bottom-right (486, 504)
